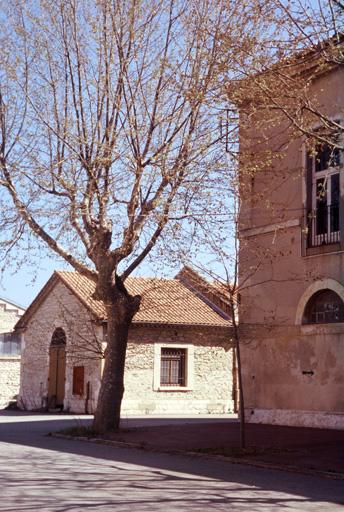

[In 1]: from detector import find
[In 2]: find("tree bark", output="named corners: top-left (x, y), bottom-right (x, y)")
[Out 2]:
top-left (235, 330), bottom-right (246, 450)
top-left (93, 291), bottom-right (140, 434)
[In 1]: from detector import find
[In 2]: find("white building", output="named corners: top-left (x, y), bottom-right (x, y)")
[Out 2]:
top-left (0, 298), bottom-right (25, 408)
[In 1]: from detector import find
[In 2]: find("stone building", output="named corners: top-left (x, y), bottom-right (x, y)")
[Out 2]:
top-left (0, 298), bottom-right (25, 408)
top-left (238, 44), bottom-right (344, 428)
top-left (16, 268), bottom-right (235, 415)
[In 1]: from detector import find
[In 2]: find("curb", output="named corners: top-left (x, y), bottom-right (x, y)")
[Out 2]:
top-left (51, 433), bottom-right (344, 481)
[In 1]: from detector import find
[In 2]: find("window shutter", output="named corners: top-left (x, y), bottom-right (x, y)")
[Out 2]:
top-left (72, 366), bottom-right (85, 396)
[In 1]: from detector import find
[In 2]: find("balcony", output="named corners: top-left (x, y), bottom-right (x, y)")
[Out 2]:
top-left (304, 205), bottom-right (340, 252)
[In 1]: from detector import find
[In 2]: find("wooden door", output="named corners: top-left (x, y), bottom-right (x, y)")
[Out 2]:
top-left (48, 345), bottom-right (66, 409)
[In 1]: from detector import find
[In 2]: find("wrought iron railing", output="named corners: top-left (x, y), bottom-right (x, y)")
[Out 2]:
top-left (305, 204), bottom-right (340, 248)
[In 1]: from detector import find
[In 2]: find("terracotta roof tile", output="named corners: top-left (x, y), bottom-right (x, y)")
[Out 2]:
top-left (56, 271), bottom-right (231, 328)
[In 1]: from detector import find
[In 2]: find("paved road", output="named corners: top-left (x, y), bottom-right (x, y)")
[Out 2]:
top-left (0, 411), bottom-right (343, 511)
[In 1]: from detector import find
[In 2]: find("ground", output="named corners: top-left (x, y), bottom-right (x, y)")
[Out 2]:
top-left (0, 411), bottom-right (343, 511)
top-left (99, 416), bottom-right (344, 476)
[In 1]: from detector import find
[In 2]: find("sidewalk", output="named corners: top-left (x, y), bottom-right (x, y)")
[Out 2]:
top-left (94, 419), bottom-right (344, 478)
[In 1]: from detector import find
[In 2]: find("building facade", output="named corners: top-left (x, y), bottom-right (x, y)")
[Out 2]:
top-left (0, 298), bottom-right (25, 408)
top-left (238, 53), bottom-right (344, 429)
top-left (16, 270), bottom-right (235, 415)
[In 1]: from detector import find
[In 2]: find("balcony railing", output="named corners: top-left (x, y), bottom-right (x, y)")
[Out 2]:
top-left (305, 204), bottom-right (340, 248)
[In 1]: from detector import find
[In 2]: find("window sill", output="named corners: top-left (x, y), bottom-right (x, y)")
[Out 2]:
top-left (156, 386), bottom-right (193, 392)
top-left (305, 243), bottom-right (341, 257)
top-left (300, 322), bottom-right (344, 335)
top-left (0, 355), bottom-right (21, 360)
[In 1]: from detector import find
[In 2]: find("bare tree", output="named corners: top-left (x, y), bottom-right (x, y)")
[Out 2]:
top-left (0, 0), bottom-right (276, 432)
top-left (227, 0), bottom-right (344, 150)
top-left (1, 0), bottom-right (337, 434)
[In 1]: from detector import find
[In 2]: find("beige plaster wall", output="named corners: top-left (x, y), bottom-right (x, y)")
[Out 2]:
top-left (239, 66), bottom-right (344, 428)
top-left (19, 280), bottom-right (234, 415)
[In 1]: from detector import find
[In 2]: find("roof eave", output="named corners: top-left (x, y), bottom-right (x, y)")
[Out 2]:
top-left (56, 272), bottom-right (105, 322)
top-left (14, 273), bottom-right (60, 330)
top-left (130, 320), bottom-right (233, 330)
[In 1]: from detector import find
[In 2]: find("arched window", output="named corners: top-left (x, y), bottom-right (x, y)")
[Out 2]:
top-left (51, 327), bottom-right (66, 346)
top-left (303, 289), bottom-right (344, 324)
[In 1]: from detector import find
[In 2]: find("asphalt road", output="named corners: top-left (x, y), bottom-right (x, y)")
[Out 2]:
top-left (0, 411), bottom-right (343, 511)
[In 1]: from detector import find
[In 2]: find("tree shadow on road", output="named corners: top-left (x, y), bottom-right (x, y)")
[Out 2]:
top-left (0, 411), bottom-right (342, 511)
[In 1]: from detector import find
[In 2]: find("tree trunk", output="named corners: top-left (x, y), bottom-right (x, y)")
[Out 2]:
top-left (235, 331), bottom-right (246, 449)
top-left (93, 292), bottom-right (140, 434)
top-left (229, 294), bottom-right (246, 449)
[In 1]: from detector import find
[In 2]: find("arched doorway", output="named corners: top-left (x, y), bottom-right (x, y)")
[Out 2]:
top-left (48, 328), bottom-right (66, 410)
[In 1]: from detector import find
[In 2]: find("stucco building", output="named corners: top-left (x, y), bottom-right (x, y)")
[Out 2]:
top-left (0, 298), bottom-right (25, 408)
top-left (16, 268), bottom-right (235, 415)
top-left (238, 45), bottom-right (344, 428)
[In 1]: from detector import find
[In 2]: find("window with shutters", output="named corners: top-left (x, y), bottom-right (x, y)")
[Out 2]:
top-left (305, 138), bottom-right (342, 251)
top-left (72, 366), bottom-right (85, 396)
top-left (153, 343), bottom-right (194, 391)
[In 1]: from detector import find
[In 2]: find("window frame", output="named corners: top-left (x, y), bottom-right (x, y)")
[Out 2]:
top-left (306, 140), bottom-right (342, 248)
top-left (302, 289), bottom-right (344, 325)
top-left (160, 347), bottom-right (186, 387)
top-left (311, 148), bottom-right (340, 244)
top-left (153, 343), bottom-right (194, 391)
top-left (0, 332), bottom-right (21, 357)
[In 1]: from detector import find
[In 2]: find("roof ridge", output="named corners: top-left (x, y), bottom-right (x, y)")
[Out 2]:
top-left (56, 270), bottom-right (177, 282)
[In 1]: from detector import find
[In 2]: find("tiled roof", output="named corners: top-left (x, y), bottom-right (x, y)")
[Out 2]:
top-left (55, 271), bottom-right (231, 328)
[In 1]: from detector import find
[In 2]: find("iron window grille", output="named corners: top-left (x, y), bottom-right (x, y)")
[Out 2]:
top-left (51, 328), bottom-right (66, 346)
top-left (303, 289), bottom-right (344, 324)
top-left (160, 348), bottom-right (186, 386)
top-left (305, 140), bottom-right (341, 248)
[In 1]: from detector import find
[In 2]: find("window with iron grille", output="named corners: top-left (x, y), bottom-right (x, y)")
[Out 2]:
top-left (51, 327), bottom-right (66, 346)
top-left (303, 289), bottom-right (344, 324)
top-left (305, 138), bottom-right (342, 249)
top-left (160, 348), bottom-right (186, 386)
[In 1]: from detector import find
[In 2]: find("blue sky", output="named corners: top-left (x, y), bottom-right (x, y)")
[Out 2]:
top-left (0, 251), bottom-right (186, 309)
top-left (0, 221), bottom-right (233, 309)
top-left (0, 256), bottom-right (70, 308)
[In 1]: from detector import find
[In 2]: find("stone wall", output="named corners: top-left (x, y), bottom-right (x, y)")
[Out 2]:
top-left (0, 358), bottom-right (21, 408)
top-left (19, 280), bottom-right (102, 412)
top-left (0, 300), bottom-right (24, 333)
top-left (19, 279), bottom-right (234, 415)
top-left (0, 299), bottom-right (25, 408)
top-left (122, 325), bottom-right (234, 415)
